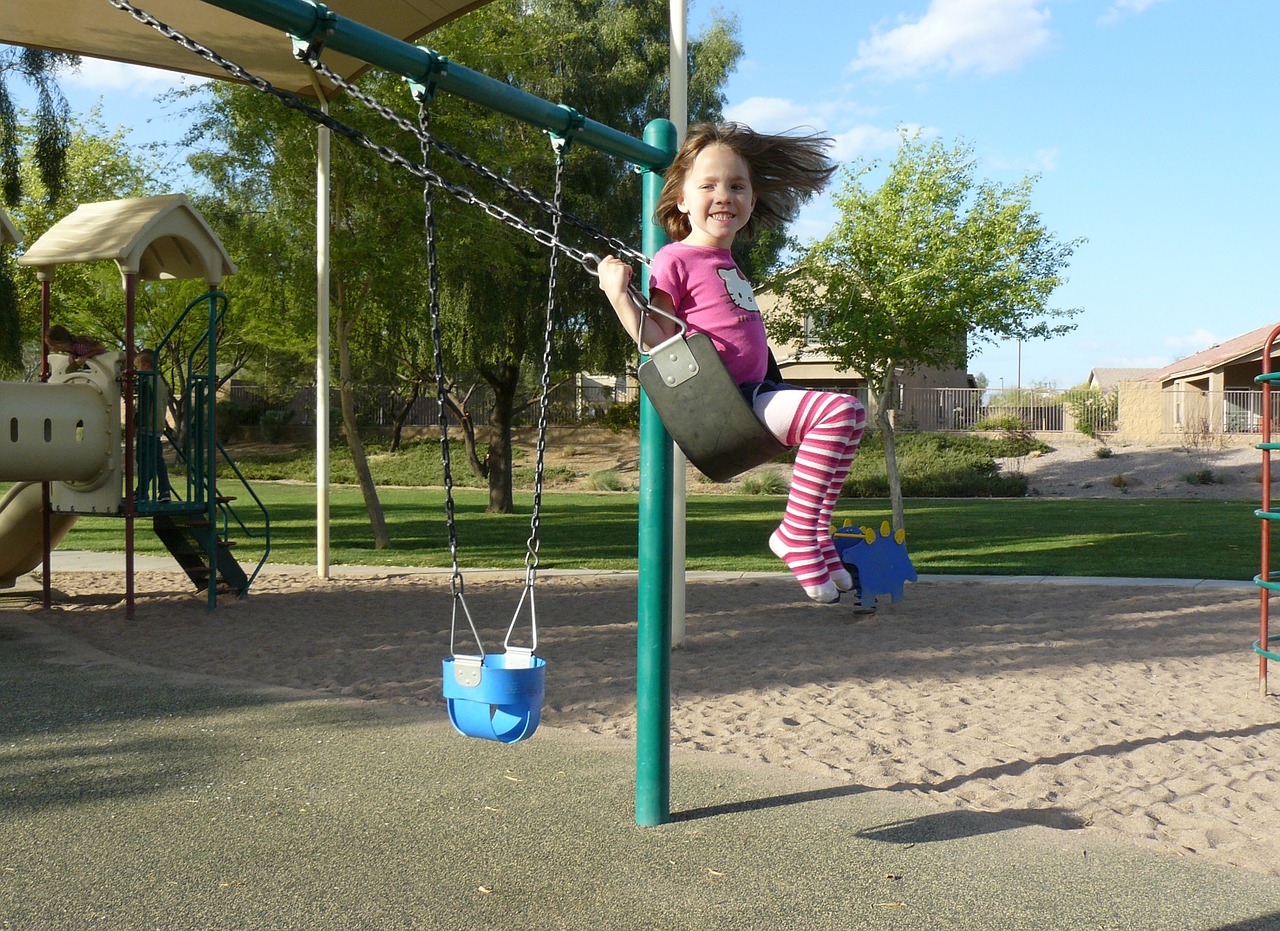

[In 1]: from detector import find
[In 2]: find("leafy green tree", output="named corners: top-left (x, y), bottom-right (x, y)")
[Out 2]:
top-left (0, 47), bottom-right (77, 205)
top-left (773, 133), bottom-right (1084, 531)
top-left (0, 47), bottom-right (78, 372)
top-left (2, 111), bottom-right (169, 377)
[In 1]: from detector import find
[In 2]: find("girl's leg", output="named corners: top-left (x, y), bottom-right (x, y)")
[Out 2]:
top-left (815, 417), bottom-right (866, 588)
top-left (754, 388), bottom-right (865, 602)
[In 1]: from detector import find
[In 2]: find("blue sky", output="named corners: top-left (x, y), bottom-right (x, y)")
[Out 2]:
top-left (12, 0), bottom-right (1280, 390)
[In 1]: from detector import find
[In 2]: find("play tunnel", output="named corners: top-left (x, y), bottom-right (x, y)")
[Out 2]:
top-left (1, 377), bottom-right (116, 486)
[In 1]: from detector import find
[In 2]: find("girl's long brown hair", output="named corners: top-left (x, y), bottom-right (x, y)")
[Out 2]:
top-left (655, 123), bottom-right (837, 242)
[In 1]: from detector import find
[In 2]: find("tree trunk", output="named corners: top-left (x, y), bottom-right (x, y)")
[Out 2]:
top-left (484, 362), bottom-right (519, 514)
top-left (874, 370), bottom-right (907, 534)
top-left (441, 385), bottom-right (489, 480)
top-left (389, 381), bottom-right (420, 453)
top-left (337, 314), bottom-right (391, 548)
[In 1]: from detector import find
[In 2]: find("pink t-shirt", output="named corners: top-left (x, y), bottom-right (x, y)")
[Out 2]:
top-left (648, 243), bottom-right (768, 385)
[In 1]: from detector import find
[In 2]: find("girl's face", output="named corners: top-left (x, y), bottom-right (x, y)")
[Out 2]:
top-left (676, 143), bottom-right (756, 248)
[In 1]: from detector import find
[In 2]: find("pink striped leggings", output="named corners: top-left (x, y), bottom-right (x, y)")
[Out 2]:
top-left (753, 388), bottom-right (867, 601)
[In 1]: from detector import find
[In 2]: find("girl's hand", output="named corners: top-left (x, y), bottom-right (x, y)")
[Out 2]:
top-left (595, 255), bottom-right (633, 300)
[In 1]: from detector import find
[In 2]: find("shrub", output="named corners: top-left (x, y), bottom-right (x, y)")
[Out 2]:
top-left (842, 432), bottom-right (1034, 498)
top-left (585, 469), bottom-right (625, 491)
top-left (260, 409), bottom-right (293, 443)
top-left (1184, 468), bottom-right (1217, 486)
top-left (737, 469), bottom-right (789, 496)
top-left (1095, 446), bottom-right (1113, 459)
top-left (602, 398), bottom-right (641, 433)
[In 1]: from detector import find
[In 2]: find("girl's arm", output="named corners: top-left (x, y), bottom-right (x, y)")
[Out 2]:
top-left (596, 255), bottom-right (679, 351)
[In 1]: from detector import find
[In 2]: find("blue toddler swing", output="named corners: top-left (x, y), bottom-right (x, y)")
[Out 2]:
top-left (424, 119), bottom-right (570, 744)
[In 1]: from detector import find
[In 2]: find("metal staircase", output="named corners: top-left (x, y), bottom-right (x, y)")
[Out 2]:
top-left (137, 290), bottom-right (270, 609)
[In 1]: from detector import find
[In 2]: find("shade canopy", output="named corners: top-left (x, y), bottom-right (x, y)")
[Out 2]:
top-left (20, 193), bottom-right (236, 284)
top-left (0, 207), bottom-right (18, 246)
top-left (0, 0), bottom-right (495, 97)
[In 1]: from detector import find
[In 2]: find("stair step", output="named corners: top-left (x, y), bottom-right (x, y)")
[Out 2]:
top-left (217, 540), bottom-right (238, 549)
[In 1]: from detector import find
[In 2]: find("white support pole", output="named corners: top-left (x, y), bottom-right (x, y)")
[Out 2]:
top-left (315, 94), bottom-right (332, 579)
top-left (669, 0), bottom-right (689, 648)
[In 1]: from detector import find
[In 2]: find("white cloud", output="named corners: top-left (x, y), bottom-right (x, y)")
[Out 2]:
top-left (1098, 0), bottom-right (1168, 27)
top-left (850, 0), bottom-right (1053, 80)
top-left (64, 58), bottom-right (201, 94)
top-left (1164, 328), bottom-right (1221, 354)
top-left (830, 124), bottom-right (919, 162)
top-left (723, 96), bottom-right (824, 133)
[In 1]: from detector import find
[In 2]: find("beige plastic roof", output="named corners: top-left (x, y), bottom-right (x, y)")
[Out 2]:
top-left (19, 193), bottom-right (236, 284)
top-left (0, 208), bottom-right (18, 246)
top-left (0, 1), bottom-right (495, 98)
top-left (0, 1), bottom-right (495, 99)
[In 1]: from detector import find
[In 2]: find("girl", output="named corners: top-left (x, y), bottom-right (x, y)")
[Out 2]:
top-left (597, 123), bottom-right (866, 604)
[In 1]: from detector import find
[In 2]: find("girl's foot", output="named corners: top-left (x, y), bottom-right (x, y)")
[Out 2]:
top-left (769, 530), bottom-right (838, 603)
top-left (818, 535), bottom-right (854, 591)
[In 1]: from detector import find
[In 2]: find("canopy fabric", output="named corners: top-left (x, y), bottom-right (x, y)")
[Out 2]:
top-left (0, 0), bottom-right (495, 97)
top-left (19, 193), bottom-right (236, 284)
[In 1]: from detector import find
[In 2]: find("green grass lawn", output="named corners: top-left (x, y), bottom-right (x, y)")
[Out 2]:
top-left (53, 482), bottom-right (1264, 582)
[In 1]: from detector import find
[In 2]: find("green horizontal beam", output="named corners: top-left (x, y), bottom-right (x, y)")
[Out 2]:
top-left (198, 0), bottom-right (673, 172)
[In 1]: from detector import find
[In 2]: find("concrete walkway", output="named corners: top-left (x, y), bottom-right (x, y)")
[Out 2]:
top-left (3, 564), bottom-right (1279, 930)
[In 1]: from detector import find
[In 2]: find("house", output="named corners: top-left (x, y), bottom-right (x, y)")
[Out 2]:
top-left (1115, 322), bottom-right (1280, 442)
top-left (754, 289), bottom-right (975, 429)
top-left (1087, 367), bottom-right (1153, 391)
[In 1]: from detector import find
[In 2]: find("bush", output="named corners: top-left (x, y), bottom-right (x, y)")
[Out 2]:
top-left (842, 431), bottom-right (1035, 498)
top-left (585, 469), bottom-right (626, 491)
top-left (1095, 446), bottom-right (1113, 459)
top-left (1184, 468), bottom-right (1217, 486)
top-left (260, 409), bottom-right (293, 443)
top-left (737, 469), bottom-right (789, 496)
top-left (602, 398), bottom-right (641, 433)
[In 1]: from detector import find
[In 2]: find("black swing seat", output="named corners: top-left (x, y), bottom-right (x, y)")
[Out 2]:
top-left (638, 331), bottom-right (787, 482)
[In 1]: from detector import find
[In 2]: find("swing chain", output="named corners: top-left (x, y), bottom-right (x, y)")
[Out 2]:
top-left (524, 141), bottom-right (568, 584)
top-left (307, 57), bottom-right (648, 269)
top-left (419, 105), bottom-right (465, 602)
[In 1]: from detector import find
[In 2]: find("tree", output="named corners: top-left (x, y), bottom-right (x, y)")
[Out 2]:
top-left (2, 110), bottom-right (170, 378)
top-left (773, 133), bottom-right (1084, 531)
top-left (0, 47), bottom-right (78, 372)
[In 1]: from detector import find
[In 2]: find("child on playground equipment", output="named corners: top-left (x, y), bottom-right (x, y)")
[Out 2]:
top-left (45, 324), bottom-right (107, 370)
top-left (597, 122), bottom-right (866, 604)
top-left (135, 348), bottom-right (173, 503)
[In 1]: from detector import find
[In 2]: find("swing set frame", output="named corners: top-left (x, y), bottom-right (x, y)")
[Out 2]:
top-left (133, 0), bottom-right (685, 825)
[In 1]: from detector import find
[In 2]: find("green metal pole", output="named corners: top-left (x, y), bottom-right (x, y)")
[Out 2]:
top-left (635, 118), bottom-right (677, 827)
top-left (197, 0), bottom-right (672, 173)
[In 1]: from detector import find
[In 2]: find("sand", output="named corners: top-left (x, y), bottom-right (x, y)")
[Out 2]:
top-left (18, 566), bottom-right (1280, 880)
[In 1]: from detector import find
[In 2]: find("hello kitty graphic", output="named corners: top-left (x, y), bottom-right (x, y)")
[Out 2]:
top-left (718, 267), bottom-right (760, 314)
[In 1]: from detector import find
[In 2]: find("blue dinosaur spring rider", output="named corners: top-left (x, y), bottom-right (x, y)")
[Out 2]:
top-left (833, 519), bottom-right (918, 609)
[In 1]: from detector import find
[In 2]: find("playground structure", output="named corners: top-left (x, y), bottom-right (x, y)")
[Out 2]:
top-left (0, 195), bottom-right (269, 614)
top-left (1254, 324), bottom-right (1280, 697)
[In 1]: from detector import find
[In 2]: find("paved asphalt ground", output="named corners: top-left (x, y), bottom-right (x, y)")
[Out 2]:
top-left (3, 560), bottom-right (1280, 929)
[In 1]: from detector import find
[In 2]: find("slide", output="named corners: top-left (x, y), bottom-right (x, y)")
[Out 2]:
top-left (0, 483), bottom-right (78, 587)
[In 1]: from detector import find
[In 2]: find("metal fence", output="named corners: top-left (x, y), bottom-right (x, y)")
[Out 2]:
top-left (218, 380), bottom-right (1280, 439)
top-left (220, 376), bottom-right (643, 433)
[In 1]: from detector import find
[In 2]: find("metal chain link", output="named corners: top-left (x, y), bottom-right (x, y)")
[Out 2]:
top-left (306, 57), bottom-right (648, 268)
top-left (524, 141), bottom-right (567, 584)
